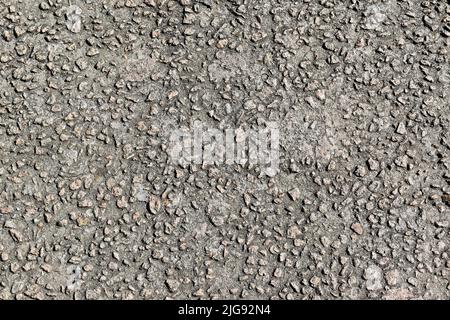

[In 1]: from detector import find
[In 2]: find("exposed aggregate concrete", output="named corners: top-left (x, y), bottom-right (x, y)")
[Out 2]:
top-left (0, 0), bottom-right (449, 300)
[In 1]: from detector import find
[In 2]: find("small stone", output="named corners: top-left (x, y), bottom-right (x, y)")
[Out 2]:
top-left (0, 54), bottom-right (13, 63)
top-left (14, 26), bottom-right (26, 37)
top-left (4, 221), bottom-right (16, 229)
top-left (41, 263), bottom-right (53, 272)
top-left (66, 5), bottom-right (82, 33)
top-left (320, 236), bottom-right (331, 247)
top-left (210, 215), bottom-right (225, 227)
top-left (39, 2), bottom-right (50, 10)
top-left (287, 225), bottom-right (301, 239)
top-left (76, 58), bottom-right (88, 70)
top-left (354, 165), bottom-right (367, 177)
top-left (84, 264), bottom-right (94, 272)
top-left (0, 206), bottom-right (13, 214)
top-left (57, 219), bottom-right (68, 227)
top-left (442, 194), bottom-right (450, 204)
top-left (86, 48), bottom-right (99, 56)
top-left (117, 196), bottom-right (128, 209)
top-left (151, 29), bottom-right (160, 38)
top-left (148, 195), bottom-right (161, 214)
top-left (395, 155), bottom-right (408, 168)
top-left (396, 122), bottom-right (407, 135)
top-left (69, 179), bottom-right (82, 190)
top-left (0, 252), bottom-right (9, 261)
top-left (310, 276), bottom-right (321, 288)
top-left (2, 30), bottom-right (12, 41)
top-left (351, 222), bottom-right (364, 235)
top-left (15, 44), bottom-right (28, 56)
top-left (288, 188), bottom-right (301, 201)
top-left (165, 279), bottom-right (180, 292)
top-left (407, 277), bottom-right (418, 287)
top-left (273, 268), bottom-right (283, 278)
top-left (315, 89), bottom-right (326, 101)
top-left (216, 39), bottom-right (228, 49)
top-left (125, 0), bottom-right (137, 7)
top-left (367, 158), bottom-right (379, 171)
top-left (383, 288), bottom-right (415, 300)
top-left (193, 288), bottom-right (204, 297)
top-left (167, 90), bottom-right (178, 100)
top-left (364, 264), bottom-right (383, 291)
top-left (9, 229), bottom-right (23, 242)
top-left (385, 269), bottom-right (400, 286)
top-left (76, 217), bottom-right (89, 227)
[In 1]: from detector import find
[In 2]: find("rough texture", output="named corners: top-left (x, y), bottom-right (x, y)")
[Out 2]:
top-left (0, 0), bottom-right (449, 300)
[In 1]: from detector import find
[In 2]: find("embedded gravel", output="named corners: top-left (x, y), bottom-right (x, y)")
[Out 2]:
top-left (0, 0), bottom-right (449, 300)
